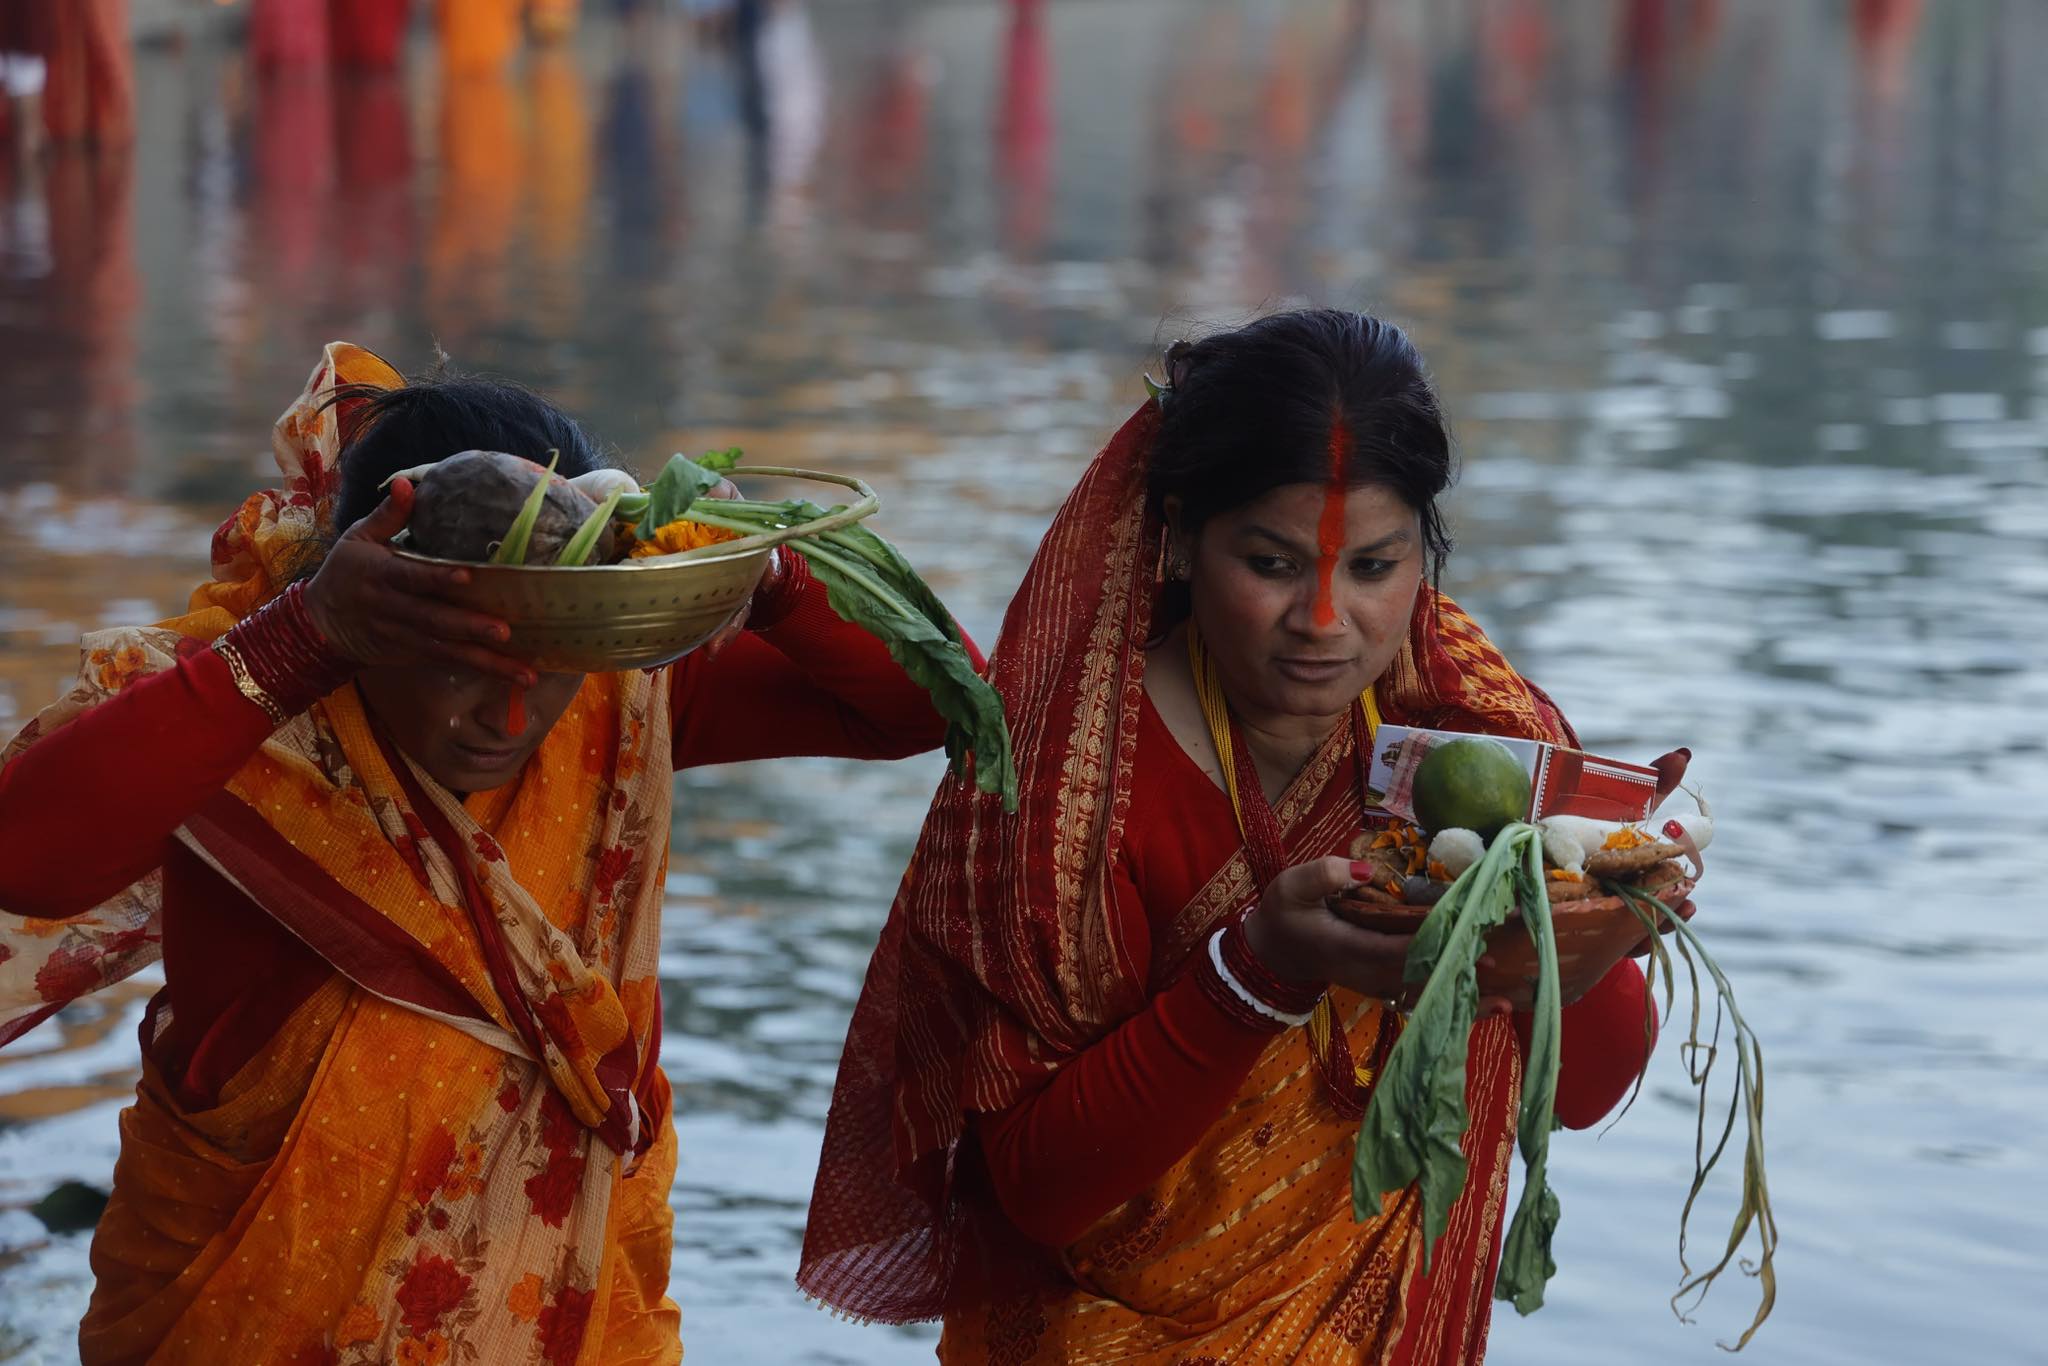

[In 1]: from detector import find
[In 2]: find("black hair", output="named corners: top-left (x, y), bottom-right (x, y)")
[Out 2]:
top-left (1147, 308), bottom-right (1456, 631)
top-left (325, 373), bottom-right (609, 536)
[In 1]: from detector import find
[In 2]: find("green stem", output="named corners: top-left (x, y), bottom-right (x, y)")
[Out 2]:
top-left (1607, 881), bottom-right (1777, 1351)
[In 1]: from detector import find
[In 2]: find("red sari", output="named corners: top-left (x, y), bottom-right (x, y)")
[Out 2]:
top-left (801, 400), bottom-right (1654, 1362)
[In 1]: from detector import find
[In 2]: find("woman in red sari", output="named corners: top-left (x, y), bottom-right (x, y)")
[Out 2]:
top-left (802, 310), bottom-right (1684, 1362)
top-left (0, 343), bottom-right (971, 1364)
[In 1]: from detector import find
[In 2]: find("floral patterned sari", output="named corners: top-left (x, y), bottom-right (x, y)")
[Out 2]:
top-left (1, 344), bottom-right (681, 1365)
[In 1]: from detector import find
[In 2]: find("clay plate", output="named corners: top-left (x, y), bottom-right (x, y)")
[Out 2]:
top-left (1329, 872), bottom-right (1696, 1003)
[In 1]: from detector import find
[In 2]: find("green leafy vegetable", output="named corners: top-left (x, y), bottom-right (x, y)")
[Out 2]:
top-left (1354, 824), bottom-right (1554, 1273)
top-left (639, 454), bottom-right (1017, 811)
top-left (490, 450), bottom-right (560, 565)
top-left (1496, 832), bottom-right (1562, 1314)
top-left (556, 487), bottom-right (625, 566)
top-left (633, 452), bottom-right (729, 542)
top-left (1353, 821), bottom-right (1775, 1347)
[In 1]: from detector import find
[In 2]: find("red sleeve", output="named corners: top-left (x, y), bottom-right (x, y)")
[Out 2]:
top-left (668, 551), bottom-right (986, 769)
top-left (0, 648), bottom-right (277, 918)
top-left (1517, 959), bottom-right (1659, 1131)
top-left (975, 860), bottom-right (1276, 1249)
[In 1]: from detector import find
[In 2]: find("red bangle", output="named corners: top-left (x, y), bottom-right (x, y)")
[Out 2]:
top-left (1193, 909), bottom-right (1326, 1033)
top-left (1195, 938), bottom-right (1291, 1034)
top-left (1222, 913), bottom-right (1325, 1016)
top-left (214, 582), bottom-right (359, 724)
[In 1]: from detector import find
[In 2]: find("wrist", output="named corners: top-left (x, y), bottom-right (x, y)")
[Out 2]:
top-left (300, 574), bottom-right (350, 659)
top-left (214, 583), bottom-right (360, 725)
top-left (1195, 906), bottom-right (1326, 1033)
top-left (1240, 900), bottom-right (1315, 989)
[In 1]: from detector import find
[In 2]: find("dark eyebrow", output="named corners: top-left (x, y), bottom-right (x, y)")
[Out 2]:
top-left (1241, 524), bottom-right (1413, 556)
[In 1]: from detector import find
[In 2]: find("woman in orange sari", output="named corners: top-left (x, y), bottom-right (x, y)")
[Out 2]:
top-left (801, 310), bottom-right (1684, 1362)
top-left (0, 343), bottom-right (970, 1364)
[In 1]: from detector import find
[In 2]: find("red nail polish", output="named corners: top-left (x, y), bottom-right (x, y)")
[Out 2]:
top-left (1349, 860), bottom-right (1376, 881)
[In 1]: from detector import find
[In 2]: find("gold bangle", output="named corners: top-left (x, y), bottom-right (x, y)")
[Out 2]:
top-left (214, 638), bottom-right (289, 727)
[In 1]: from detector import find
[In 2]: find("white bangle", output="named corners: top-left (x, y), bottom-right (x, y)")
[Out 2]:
top-left (1207, 928), bottom-right (1318, 1028)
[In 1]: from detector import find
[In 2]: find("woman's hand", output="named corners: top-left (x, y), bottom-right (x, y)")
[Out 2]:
top-left (697, 477), bottom-right (783, 661)
top-left (304, 479), bottom-right (536, 685)
top-left (1242, 856), bottom-right (1517, 1014)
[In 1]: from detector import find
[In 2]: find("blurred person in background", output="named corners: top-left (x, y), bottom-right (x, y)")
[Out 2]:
top-left (2, 0), bottom-right (130, 148)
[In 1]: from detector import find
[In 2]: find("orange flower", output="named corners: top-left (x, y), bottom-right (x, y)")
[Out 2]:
top-left (507, 1272), bottom-right (545, 1322)
top-left (1600, 826), bottom-right (1653, 851)
top-left (628, 518), bottom-right (740, 558)
top-left (396, 1333), bottom-right (449, 1366)
top-left (335, 1302), bottom-right (382, 1348)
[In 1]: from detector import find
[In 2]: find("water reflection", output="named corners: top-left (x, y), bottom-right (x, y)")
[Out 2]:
top-left (2, 2), bottom-right (2046, 1362)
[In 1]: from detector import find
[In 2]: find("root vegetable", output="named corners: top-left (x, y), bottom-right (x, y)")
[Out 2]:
top-left (1427, 827), bottom-right (1485, 878)
top-left (405, 450), bottom-right (607, 566)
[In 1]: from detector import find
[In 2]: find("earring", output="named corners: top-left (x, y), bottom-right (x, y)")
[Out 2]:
top-left (1171, 556), bottom-right (1192, 581)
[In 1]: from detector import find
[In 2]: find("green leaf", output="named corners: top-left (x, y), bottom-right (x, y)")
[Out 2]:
top-left (490, 451), bottom-right (560, 565)
top-left (555, 487), bottom-right (625, 566)
top-left (1354, 825), bottom-right (1540, 1257)
top-left (615, 489), bottom-right (1017, 810)
top-left (696, 447), bottom-right (744, 473)
top-left (817, 523), bottom-right (965, 648)
top-left (798, 539), bottom-right (1016, 811)
top-left (634, 453), bottom-right (729, 542)
top-left (1495, 835), bottom-right (1563, 1314)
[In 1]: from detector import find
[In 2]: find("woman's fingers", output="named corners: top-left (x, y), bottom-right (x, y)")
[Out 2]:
top-left (349, 481), bottom-right (415, 545)
top-left (384, 596), bottom-right (511, 648)
top-left (382, 554), bottom-right (472, 597)
top-left (1274, 855), bottom-right (1358, 910)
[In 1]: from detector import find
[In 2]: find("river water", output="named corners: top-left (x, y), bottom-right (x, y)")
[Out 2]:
top-left (1, 1), bottom-right (2043, 1362)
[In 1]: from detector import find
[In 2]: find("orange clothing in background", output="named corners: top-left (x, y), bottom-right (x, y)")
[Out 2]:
top-left (437, 0), bottom-right (520, 72)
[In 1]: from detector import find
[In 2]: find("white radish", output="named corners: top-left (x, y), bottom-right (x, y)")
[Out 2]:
top-left (1541, 823), bottom-right (1586, 876)
top-left (567, 468), bottom-right (643, 502)
top-left (1427, 828), bottom-right (1486, 878)
top-left (1537, 788), bottom-right (1715, 866)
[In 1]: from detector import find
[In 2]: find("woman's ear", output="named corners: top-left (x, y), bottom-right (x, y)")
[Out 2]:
top-left (1162, 495), bottom-right (1188, 557)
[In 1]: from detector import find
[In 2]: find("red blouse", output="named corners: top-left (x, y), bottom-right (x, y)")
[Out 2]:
top-left (0, 556), bottom-right (978, 1105)
top-left (977, 695), bottom-right (1657, 1249)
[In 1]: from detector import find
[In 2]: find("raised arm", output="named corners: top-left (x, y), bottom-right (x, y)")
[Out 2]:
top-left (0, 589), bottom-right (348, 917)
top-left (669, 551), bottom-right (985, 768)
top-left (1, 479), bottom-right (533, 918)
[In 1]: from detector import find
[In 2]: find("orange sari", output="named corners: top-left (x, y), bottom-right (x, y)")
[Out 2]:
top-left (1, 345), bottom-right (680, 1365)
top-left (801, 400), bottom-right (1575, 1362)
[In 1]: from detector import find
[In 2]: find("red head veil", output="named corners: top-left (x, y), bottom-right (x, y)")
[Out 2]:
top-left (798, 400), bottom-right (1574, 1322)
